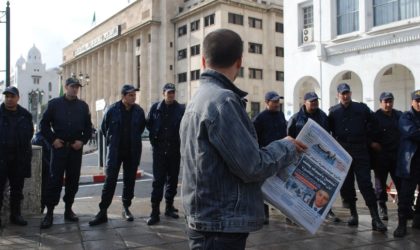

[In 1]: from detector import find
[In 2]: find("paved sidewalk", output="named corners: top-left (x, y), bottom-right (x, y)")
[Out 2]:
top-left (1, 198), bottom-right (420, 249)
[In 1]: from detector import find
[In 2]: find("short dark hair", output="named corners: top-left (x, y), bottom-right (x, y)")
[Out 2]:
top-left (203, 29), bottom-right (243, 68)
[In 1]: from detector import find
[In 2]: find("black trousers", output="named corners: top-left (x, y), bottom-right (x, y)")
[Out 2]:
top-left (340, 143), bottom-right (377, 207)
top-left (151, 148), bottom-right (180, 204)
top-left (398, 156), bottom-right (420, 218)
top-left (99, 152), bottom-right (137, 209)
top-left (44, 146), bottom-right (83, 207)
top-left (187, 228), bottom-right (249, 250)
top-left (372, 153), bottom-right (401, 203)
top-left (0, 151), bottom-right (24, 209)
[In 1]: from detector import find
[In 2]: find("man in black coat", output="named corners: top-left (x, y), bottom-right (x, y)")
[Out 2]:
top-left (40, 77), bottom-right (92, 229)
top-left (0, 86), bottom-right (34, 227)
top-left (89, 84), bottom-right (146, 226)
top-left (146, 83), bottom-right (185, 225)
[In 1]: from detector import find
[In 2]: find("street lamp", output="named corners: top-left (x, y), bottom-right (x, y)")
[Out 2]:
top-left (0, 1), bottom-right (10, 86)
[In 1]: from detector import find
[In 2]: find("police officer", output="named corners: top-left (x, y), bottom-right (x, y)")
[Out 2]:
top-left (40, 77), bottom-right (92, 229)
top-left (89, 84), bottom-right (146, 226)
top-left (0, 86), bottom-right (34, 227)
top-left (252, 91), bottom-right (287, 224)
top-left (328, 83), bottom-right (386, 232)
top-left (146, 83), bottom-right (185, 225)
top-left (287, 91), bottom-right (341, 223)
top-left (371, 92), bottom-right (402, 221)
top-left (393, 90), bottom-right (420, 237)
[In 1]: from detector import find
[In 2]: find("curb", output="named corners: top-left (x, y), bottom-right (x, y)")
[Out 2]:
top-left (79, 170), bottom-right (144, 185)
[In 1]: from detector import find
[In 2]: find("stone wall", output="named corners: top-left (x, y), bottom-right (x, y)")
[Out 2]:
top-left (1, 146), bottom-right (42, 224)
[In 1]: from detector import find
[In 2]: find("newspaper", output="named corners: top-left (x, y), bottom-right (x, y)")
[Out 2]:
top-left (262, 118), bottom-right (352, 234)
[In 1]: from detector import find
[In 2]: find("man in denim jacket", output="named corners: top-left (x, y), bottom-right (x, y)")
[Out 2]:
top-left (180, 29), bottom-right (306, 249)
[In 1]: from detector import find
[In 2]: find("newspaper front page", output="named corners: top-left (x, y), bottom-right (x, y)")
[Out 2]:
top-left (262, 119), bottom-right (352, 234)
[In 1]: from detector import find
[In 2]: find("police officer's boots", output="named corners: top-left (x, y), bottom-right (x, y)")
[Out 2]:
top-left (64, 203), bottom-right (79, 222)
top-left (412, 214), bottom-right (420, 229)
top-left (40, 206), bottom-right (54, 229)
top-left (393, 216), bottom-right (407, 237)
top-left (165, 201), bottom-right (179, 219)
top-left (147, 202), bottom-right (160, 225)
top-left (369, 205), bottom-right (387, 232)
top-left (122, 206), bottom-right (134, 222)
top-left (89, 209), bottom-right (108, 226)
top-left (10, 200), bottom-right (28, 226)
top-left (379, 202), bottom-right (388, 221)
top-left (347, 203), bottom-right (359, 226)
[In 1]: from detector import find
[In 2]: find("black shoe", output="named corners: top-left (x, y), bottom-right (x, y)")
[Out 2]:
top-left (147, 215), bottom-right (160, 225)
top-left (40, 214), bottom-right (53, 229)
top-left (372, 218), bottom-right (387, 232)
top-left (122, 207), bottom-right (134, 222)
top-left (165, 206), bottom-right (179, 219)
top-left (89, 210), bottom-right (108, 226)
top-left (347, 215), bottom-right (359, 226)
top-left (64, 209), bottom-right (79, 222)
top-left (10, 214), bottom-right (28, 226)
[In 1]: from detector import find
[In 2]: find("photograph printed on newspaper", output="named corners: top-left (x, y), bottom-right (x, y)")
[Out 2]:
top-left (262, 118), bottom-right (352, 234)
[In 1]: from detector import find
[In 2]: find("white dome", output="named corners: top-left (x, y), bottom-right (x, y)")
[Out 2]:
top-left (15, 55), bottom-right (26, 67)
top-left (27, 45), bottom-right (42, 64)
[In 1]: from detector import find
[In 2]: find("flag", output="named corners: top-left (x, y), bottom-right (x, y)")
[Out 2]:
top-left (92, 11), bottom-right (96, 25)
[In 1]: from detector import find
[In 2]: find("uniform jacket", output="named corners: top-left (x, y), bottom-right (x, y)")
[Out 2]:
top-left (287, 105), bottom-right (329, 138)
top-left (40, 95), bottom-right (92, 144)
top-left (101, 101), bottom-right (146, 168)
top-left (252, 109), bottom-right (287, 147)
top-left (0, 104), bottom-right (34, 178)
top-left (372, 108), bottom-right (402, 155)
top-left (180, 69), bottom-right (298, 233)
top-left (396, 108), bottom-right (420, 178)
top-left (146, 100), bottom-right (185, 148)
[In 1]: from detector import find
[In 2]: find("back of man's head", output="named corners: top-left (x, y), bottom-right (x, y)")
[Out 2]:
top-left (203, 29), bottom-right (243, 68)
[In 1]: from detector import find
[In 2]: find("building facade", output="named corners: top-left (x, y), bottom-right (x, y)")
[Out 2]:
top-left (61, 0), bottom-right (284, 125)
top-left (3, 45), bottom-right (60, 125)
top-left (284, 0), bottom-right (420, 119)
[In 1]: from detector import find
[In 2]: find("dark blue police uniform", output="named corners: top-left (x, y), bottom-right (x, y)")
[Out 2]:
top-left (372, 108), bottom-right (402, 207)
top-left (287, 105), bottom-right (329, 138)
top-left (40, 95), bottom-right (92, 210)
top-left (253, 109), bottom-right (287, 147)
top-left (147, 98), bottom-right (185, 223)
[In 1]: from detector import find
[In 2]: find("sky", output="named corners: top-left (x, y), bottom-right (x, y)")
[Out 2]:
top-left (0, 0), bottom-right (132, 82)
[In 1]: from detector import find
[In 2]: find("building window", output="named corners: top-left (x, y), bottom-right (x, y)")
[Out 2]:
top-left (251, 102), bottom-right (260, 118)
top-left (191, 19), bottom-right (200, 32)
top-left (178, 49), bottom-right (187, 60)
top-left (249, 68), bottom-right (263, 79)
top-left (337, 0), bottom-right (359, 35)
top-left (32, 76), bottom-right (40, 85)
top-left (148, 34), bottom-right (151, 43)
top-left (178, 25), bottom-right (187, 37)
top-left (204, 13), bottom-right (215, 26)
top-left (190, 44), bottom-right (200, 56)
top-left (275, 22), bottom-right (284, 32)
top-left (275, 47), bottom-right (284, 57)
top-left (228, 13), bottom-right (244, 25)
top-left (190, 69), bottom-right (200, 81)
top-left (249, 17), bottom-right (263, 29)
top-left (48, 82), bottom-right (52, 92)
top-left (373, 0), bottom-right (420, 26)
top-left (249, 43), bottom-right (263, 54)
top-left (178, 72), bottom-right (187, 83)
top-left (136, 55), bottom-right (141, 88)
top-left (238, 67), bottom-right (244, 78)
top-left (303, 6), bottom-right (314, 29)
top-left (276, 71), bottom-right (284, 81)
top-left (136, 38), bottom-right (141, 47)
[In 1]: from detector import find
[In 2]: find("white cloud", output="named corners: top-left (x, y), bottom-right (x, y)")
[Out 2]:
top-left (0, 0), bottom-right (129, 81)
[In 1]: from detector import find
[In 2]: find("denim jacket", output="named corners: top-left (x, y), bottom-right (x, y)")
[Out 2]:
top-left (101, 101), bottom-right (146, 168)
top-left (396, 108), bottom-right (420, 178)
top-left (180, 69), bottom-right (299, 233)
